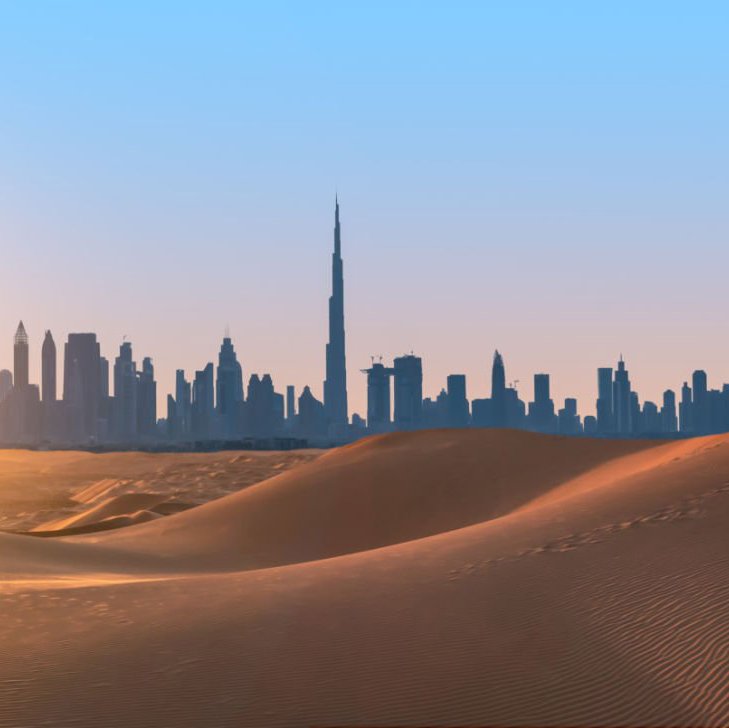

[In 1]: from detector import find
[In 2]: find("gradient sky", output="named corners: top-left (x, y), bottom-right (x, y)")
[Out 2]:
top-left (1, 2), bottom-right (728, 418)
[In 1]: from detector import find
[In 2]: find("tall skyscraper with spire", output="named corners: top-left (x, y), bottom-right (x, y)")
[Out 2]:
top-left (41, 330), bottom-right (56, 402)
top-left (14, 321), bottom-right (29, 389)
top-left (491, 349), bottom-right (507, 426)
top-left (324, 196), bottom-right (348, 427)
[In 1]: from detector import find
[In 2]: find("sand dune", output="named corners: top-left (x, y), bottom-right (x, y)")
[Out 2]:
top-left (0, 430), bottom-right (727, 727)
top-left (0, 447), bottom-right (319, 532)
top-left (81, 429), bottom-right (660, 569)
top-left (33, 492), bottom-right (170, 532)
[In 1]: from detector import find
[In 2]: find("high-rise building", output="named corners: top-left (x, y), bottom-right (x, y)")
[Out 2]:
top-left (175, 370), bottom-right (191, 437)
top-left (423, 389), bottom-right (449, 428)
top-left (661, 389), bottom-right (677, 433)
top-left (528, 373), bottom-right (555, 432)
top-left (393, 354), bottom-right (422, 429)
top-left (364, 361), bottom-right (392, 432)
top-left (613, 356), bottom-right (631, 435)
top-left (446, 374), bottom-right (469, 428)
top-left (596, 367), bottom-right (613, 433)
top-left (0, 370), bottom-right (12, 402)
top-left (245, 373), bottom-right (282, 437)
top-left (641, 400), bottom-right (661, 433)
top-left (323, 197), bottom-right (348, 428)
top-left (692, 369), bottom-right (708, 434)
top-left (558, 397), bottom-right (580, 434)
top-left (491, 350), bottom-right (507, 427)
top-left (216, 336), bottom-right (243, 437)
top-left (286, 385), bottom-right (296, 422)
top-left (679, 381), bottom-right (692, 434)
top-left (192, 363), bottom-right (214, 439)
top-left (298, 385), bottom-right (326, 438)
top-left (63, 333), bottom-right (103, 440)
top-left (100, 357), bottom-right (109, 398)
top-left (13, 321), bottom-right (29, 389)
top-left (41, 330), bottom-right (56, 403)
top-left (137, 357), bottom-right (157, 437)
top-left (113, 341), bottom-right (138, 441)
top-left (166, 395), bottom-right (178, 438)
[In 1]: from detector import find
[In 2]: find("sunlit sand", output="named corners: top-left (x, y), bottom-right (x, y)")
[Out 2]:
top-left (0, 430), bottom-right (727, 727)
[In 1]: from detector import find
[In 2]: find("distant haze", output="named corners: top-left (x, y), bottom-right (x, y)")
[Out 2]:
top-left (1, 3), bottom-right (727, 416)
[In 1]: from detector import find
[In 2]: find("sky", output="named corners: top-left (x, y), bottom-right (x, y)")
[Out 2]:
top-left (0, 1), bottom-right (728, 418)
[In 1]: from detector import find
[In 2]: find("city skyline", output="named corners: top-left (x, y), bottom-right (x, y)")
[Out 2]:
top-left (2, 198), bottom-right (729, 446)
top-left (5, 197), bottom-right (729, 427)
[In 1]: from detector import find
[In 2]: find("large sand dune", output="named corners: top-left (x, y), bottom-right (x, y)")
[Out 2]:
top-left (0, 430), bottom-right (727, 727)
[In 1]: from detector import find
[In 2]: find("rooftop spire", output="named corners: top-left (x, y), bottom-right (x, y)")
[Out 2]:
top-left (14, 321), bottom-right (28, 346)
top-left (334, 194), bottom-right (341, 256)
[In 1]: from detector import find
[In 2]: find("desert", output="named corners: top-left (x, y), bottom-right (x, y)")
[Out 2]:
top-left (0, 429), bottom-right (727, 727)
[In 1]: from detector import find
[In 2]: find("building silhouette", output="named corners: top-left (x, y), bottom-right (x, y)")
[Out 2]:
top-left (113, 342), bottom-right (138, 441)
top-left (558, 397), bottom-right (580, 434)
top-left (137, 357), bottom-right (157, 437)
top-left (393, 354), bottom-right (422, 429)
top-left (192, 363), bottom-right (214, 439)
top-left (491, 350), bottom-right (507, 427)
top-left (63, 333), bottom-right (103, 442)
top-left (323, 197), bottom-right (348, 431)
top-left (0, 370), bottom-right (12, 403)
top-left (41, 331), bottom-right (56, 403)
top-left (298, 385), bottom-right (326, 438)
top-left (13, 321), bottom-right (29, 389)
top-left (596, 367), bottom-right (613, 433)
top-left (216, 336), bottom-right (243, 437)
top-left (613, 356), bottom-right (632, 435)
top-left (286, 385), bottom-right (296, 423)
top-left (662, 389), bottom-right (677, 433)
top-left (446, 374), bottom-right (469, 428)
top-left (364, 361), bottom-right (392, 432)
top-left (528, 373), bottom-right (555, 433)
top-left (692, 369), bottom-right (709, 434)
top-left (175, 370), bottom-right (191, 437)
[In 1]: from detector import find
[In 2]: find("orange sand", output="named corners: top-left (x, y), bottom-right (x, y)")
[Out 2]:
top-left (0, 430), bottom-right (727, 727)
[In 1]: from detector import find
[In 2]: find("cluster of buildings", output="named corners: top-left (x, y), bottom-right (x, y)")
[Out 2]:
top-left (1, 200), bottom-right (726, 448)
top-left (365, 350), bottom-right (724, 438)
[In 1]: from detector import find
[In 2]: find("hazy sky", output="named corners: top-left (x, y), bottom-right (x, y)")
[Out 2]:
top-left (1, 2), bottom-right (728, 417)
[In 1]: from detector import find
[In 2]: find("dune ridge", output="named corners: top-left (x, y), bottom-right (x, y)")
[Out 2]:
top-left (0, 429), bottom-right (727, 727)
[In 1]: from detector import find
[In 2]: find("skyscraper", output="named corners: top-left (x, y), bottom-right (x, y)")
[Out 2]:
top-left (680, 381), bottom-right (692, 434)
top-left (528, 373), bottom-right (555, 432)
top-left (136, 357), bottom-right (157, 436)
top-left (692, 369), bottom-right (708, 434)
top-left (192, 363), bottom-right (214, 439)
top-left (216, 336), bottom-right (243, 437)
top-left (286, 385), bottom-right (296, 422)
top-left (596, 367), bottom-right (614, 433)
top-left (0, 370), bottom-right (12, 402)
top-left (393, 354), bottom-right (422, 429)
top-left (364, 361), bottom-right (393, 432)
top-left (298, 385), bottom-right (326, 438)
top-left (446, 374), bottom-right (469, 428)
top-left (41, 330), bottom-right (56, 403)
top-left (245, 373), bottom-right (281, 437)
top-left (113, 341), bottom-right (138, 441)
top-left (13, 321), bottom-right (29, 389)
top-left (323, 197), bottom-right (348, 428)
top-left (64, 333), bottom-right (103, 440)
top-left (613, 356), bottom-right (632, 435)
top-left (175, 369), bottom-right (191, 436)
top-left (662, 389), bottom-right (677, 433)
top-left (491, 350), bottom-right (507, 427)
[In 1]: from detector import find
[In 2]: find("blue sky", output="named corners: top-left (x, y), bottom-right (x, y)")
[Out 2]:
top-left (1, 2), bottom-right (728, 415)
